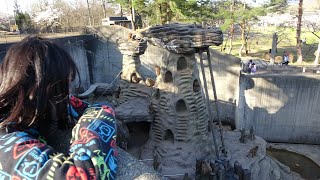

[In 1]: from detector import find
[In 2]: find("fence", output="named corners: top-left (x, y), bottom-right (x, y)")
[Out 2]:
top-left (0, 26), bottom-right (89, 44)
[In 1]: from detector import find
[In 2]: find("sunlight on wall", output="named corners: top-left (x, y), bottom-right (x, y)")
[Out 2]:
top-left (246, 78), bottom-right (288, 114)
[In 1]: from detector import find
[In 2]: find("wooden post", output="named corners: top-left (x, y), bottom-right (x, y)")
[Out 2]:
top-left (206, 48), bottom-right (226, 155)
top-left (198, 49), bottom-right (219, 157)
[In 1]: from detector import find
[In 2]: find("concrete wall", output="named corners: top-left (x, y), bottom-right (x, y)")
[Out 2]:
top-left (196, 49), bottom-right (240, 124)
top-left (0, 34), bottom-right (124, 91)
top-left (0, 36), bottom-right (92, 90)
top-left (236, 74), bottom-right (320, 144)
top-left (85, 36), bottom-right (122, 84)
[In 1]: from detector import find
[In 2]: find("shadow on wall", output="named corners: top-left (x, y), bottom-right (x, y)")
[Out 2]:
top-left (195, 49), bottom-right (241, 126)
top-left (237, 74), bottom-right (320, 144)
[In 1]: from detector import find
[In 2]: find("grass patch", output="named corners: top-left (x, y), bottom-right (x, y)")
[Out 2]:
top-left (215, 26), bottom-right (320, 65)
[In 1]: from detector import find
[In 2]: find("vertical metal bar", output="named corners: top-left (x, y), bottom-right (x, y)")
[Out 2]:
top-left (206, 47), bottom-right (226, 154)
top-left (198, 49), bottom-right (219, 157)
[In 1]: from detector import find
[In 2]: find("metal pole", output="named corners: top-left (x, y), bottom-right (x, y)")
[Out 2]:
top-left (198, 49), bottom-right (219, 158)
top-left (206, 47), bottom-right (226, 155)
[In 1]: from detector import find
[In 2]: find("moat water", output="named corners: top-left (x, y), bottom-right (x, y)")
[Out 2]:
top-left (267, 148), bottom-right (320, 180)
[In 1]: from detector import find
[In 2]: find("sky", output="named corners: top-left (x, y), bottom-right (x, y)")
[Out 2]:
top-left (1, 0), bottom-right (43, 15)
top-left (0, 0), bottom-right (64, 15)
top-left (0, 0), bottom-right (303, 16)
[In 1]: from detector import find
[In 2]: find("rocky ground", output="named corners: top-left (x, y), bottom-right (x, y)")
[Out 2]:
top-left (219, 130), bottom-right (303, 180)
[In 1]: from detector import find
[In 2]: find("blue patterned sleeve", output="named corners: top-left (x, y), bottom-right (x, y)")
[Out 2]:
top-left (0, 102), bottom-right (117, 180)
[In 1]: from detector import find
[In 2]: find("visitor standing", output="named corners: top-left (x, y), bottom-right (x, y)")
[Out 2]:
top-left (246, 60), bottom-right (253, 73)
top-left (250, 63), bottom-right (257, 74)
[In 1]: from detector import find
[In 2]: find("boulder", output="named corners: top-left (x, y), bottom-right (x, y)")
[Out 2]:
top-left (115, 98), bottom-right (152, 123)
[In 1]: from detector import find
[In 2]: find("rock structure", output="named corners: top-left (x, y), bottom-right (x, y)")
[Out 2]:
top-left (140, 23), bottom-right (224, 177)
top-left (117, 32), bottom-right (151, 104)
top-left (141, 23), bottom-right (223, 54)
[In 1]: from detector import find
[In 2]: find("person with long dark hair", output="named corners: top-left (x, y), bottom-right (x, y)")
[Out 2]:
top-left (0, 36), bottom-right (117, 179)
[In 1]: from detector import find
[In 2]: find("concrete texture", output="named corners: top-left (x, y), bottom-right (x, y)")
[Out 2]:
top-left (196, 49), bottom-right (241, 124)
top-left (116, 147), bottom-right (165, 180)
top-left (140, 44), bottom-right (241, 125)
top-left (236, 74), bottom-right (320, 144)
top-left (221, 130), bottom-right (302, 180)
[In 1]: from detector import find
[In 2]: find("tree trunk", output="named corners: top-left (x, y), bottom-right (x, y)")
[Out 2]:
top-left (86, 0), bottom-right (92, 26)
top-left (129, 1), bottom-right (136, 31)
top-left (239, 19), bottom-right (246, 57)
top-left (296, 0), bottom-right (303, 63)
top-left (101, 0), bottom-right (107, 18)
top-left (227, 0), bottom-right (235, 55)
top-left (228, 24), bottom-right (234, 54)
top-left (270, 33), bottom-right (278, 65)
top-left (314, 38), bottom-right (320, 65)
top-left (239, 2), bottom-right (246, 57)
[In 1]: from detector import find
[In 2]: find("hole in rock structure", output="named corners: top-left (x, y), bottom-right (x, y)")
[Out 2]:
top-left (176, 99), bottom-right (187, 113)
top-left (177, 56), bottom-right (187, 71)
top-left (164, 71), bottom-right (173, 83)
top-left (193, 79), bottom-right (201, 92)
top-left (163, 129), bottom-right (174, 143)
top-left (126, 121), bottom-right (151, 158)
top-left (155, 88), bottom-right (160, 99)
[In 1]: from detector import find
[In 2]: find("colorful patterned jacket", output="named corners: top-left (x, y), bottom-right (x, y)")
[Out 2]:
top-left (0, 95), bottom-right (117, 180)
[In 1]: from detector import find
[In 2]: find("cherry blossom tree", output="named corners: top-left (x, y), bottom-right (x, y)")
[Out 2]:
top-left (32, 6), bottom-right (61, 33)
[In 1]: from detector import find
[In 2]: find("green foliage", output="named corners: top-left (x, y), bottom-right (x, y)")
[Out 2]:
top-left (263, 0), bottom-right (288, 13)
top-left (133, 0), bottom-right (148, 14)
top-left (170, 0), bottom-right (213, 22)
top-left (214, 0), bottom-right (265, 33)
top-left (15, 12), bottom-right (33, 33)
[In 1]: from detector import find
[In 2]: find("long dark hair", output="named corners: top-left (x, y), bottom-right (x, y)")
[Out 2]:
top-left (0, 36), bottom-right (79, 131)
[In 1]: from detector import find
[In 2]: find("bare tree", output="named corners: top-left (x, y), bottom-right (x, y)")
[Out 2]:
top-left (303, 15), bottom-right (320, 64)
top-left (227, 0), bottom-right (235, 54)
top-left (101, 0), bottom-right (107, 18)
top-left (86, 0), bottom-right (93, 26)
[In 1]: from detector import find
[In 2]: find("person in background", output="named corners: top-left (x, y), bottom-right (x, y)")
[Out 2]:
top-left (250, 63), bottom-right (257, 74)
top-left (0, 36), bottom-right (117, 179)
top-left (282, 51), bottom-right (289, 65)
top-left (246, 60), bottom-right (253, 74)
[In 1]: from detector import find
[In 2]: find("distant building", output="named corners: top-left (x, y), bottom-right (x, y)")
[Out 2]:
top-left (288, 0), bottom-right (299, 4)
top-left (101, 16), bottom-right (132, 29)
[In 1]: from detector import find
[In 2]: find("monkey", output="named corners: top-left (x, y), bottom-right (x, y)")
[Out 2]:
top-left (153, 154), bottom-right (161, 171)
top-left (130, 73), bottom-right (141, 84)
top-left (201, 160), bottom-right (212, 176)
top-left (145, 78), bottom-right (155, 87)
top-left (128, 33), bottom-right (133, 40)
top-left (155, 66), bottom-right (161, 76)
top-left (247, 146), bottom-right (259, 158)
